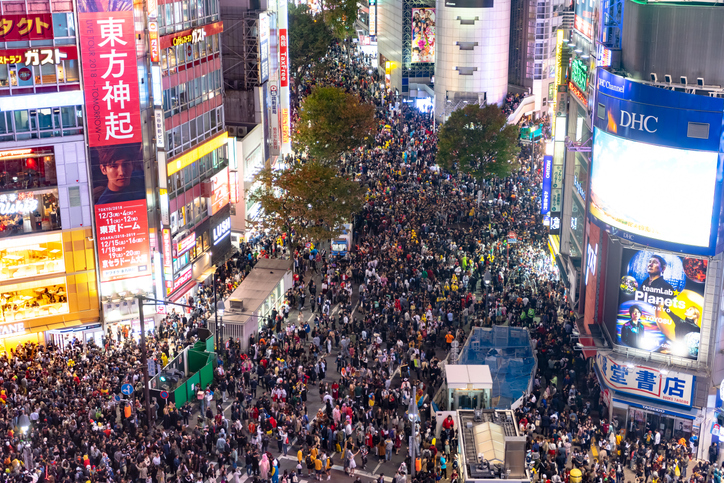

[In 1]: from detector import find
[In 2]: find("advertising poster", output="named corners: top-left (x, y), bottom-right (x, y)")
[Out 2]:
top-left (613, 248), bottom-right (707, 360)
top-left (411, 8), bottom-right (435, 63)
top-left (0, 14), bottom-right (54, 41)
top-left (79, 0), bottom-right (150, 283)
top-left (444, 0), bottom-right (493, 7)
top-left (541, 155), bottom-right (552, 215)
top-left (574, 0), bottom-right (595, 40)
top-left (591, 128), bottom-right (718, 250)
top-left (209, 167), bottom-right (230, 216)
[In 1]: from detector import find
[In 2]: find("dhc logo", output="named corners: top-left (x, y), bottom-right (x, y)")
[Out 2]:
top-left (213, 217), bottom-right (231, 245)
top-left (620, 110), bottom-right (658, 133)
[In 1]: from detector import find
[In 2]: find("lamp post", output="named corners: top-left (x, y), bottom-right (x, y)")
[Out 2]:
top-left (484, 270), bottom-right (492, 319)
top-left (408, 385), bottom-right (419, 477)
top-left (216, 298), bottom-right (225, 356)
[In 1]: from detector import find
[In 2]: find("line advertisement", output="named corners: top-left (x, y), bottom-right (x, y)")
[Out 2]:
top-left (79, 0), bottom-right (150, 283)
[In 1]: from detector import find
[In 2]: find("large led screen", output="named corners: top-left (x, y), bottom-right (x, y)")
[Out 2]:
top-left (411, 8), bottom-right (435, 63)
top-left (591, 128), bottom-right (718, 249)
top-left (612, 248), bottom-right (707, 360)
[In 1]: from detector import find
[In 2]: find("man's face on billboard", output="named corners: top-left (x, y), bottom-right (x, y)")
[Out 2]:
top-left (100, 160), bottom-right (134, 192)
top-left (647, 257), bottom-right (663, 277)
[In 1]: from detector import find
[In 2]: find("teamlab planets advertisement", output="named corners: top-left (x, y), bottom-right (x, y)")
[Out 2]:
top-left (614, 248), bottom-right (707, 360)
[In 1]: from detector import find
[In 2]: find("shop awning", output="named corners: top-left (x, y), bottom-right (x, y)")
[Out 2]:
top-left (196, 266), bottom-right (216, 283)
top-left (612, 393), bottom-right (700, 420)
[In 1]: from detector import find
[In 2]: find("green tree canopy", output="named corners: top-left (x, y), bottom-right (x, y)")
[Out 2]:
top-left (437, 104), bottom-right (520, 179)
top-left (289, 4), bottom-right (333, 74)
top-left (248, 161), bottom-right (365, 243)
top-left (295, 86), bottom-right (376, 161)
top-left (321, 0), bottom-right (358, 40)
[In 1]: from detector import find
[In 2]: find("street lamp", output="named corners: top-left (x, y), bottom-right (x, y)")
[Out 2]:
top-left (216, 298), bottom-right (225, 356)
top-left (408, 385), bottom-right (419, 476)
top-left (484, 270), bottom-right (492, 318)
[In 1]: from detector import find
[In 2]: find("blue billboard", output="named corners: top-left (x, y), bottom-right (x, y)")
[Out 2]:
top-left (592, 69), bottom-right (724, 255)
top-left (541, 155), bottom-right (552, 215)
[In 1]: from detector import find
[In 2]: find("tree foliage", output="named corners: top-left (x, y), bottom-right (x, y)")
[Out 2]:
top-left (321, 0), bottom-right (358, 40)
top-left (248, 161), bottom-right (365, 243)
top-left (289, 4), bottom-right (333, 74)
top-left (437, 104), bottom-right (521, 179)
top-left (295, 86), bottom-right (376, 161)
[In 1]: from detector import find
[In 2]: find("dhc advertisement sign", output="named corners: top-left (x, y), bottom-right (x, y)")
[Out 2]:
top-left (591, 69), bottom-right (724, 255)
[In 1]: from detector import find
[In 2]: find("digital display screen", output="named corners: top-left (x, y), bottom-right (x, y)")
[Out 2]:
top-left (590, 128), bottom-right (718, 249)
top-left (613, 248), bottom-right (707, 360)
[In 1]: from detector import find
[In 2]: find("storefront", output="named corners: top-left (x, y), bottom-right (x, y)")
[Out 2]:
top-left (595, 352), bottom-right (701, 442)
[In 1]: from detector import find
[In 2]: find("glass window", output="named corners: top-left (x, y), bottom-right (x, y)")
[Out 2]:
top-left (14, 110), bottom-right (29, 132)
top-left (165, 4), bottom-right (174, 30)
top-left (52, 13), bottom-right (75, 37)
top-left (168, 46), bottom-right (177, 71)
top-left (182, 122), bottom-right (190, 146)
top-left (189, 117), bottom-right (197, 141)
top-left (61, 106), bottom-right (75, 128)
top-left (38, 109), bottom-right (52, 130)
top-left (64, 60), bottom-right (79, 82)
top-left (0, 65), bottom-right (8, 87)
top-left (0, 112), bottom-right (7, 134)
top-left (40, 63), bottom-right (56, 84)
top-left (182, 1), bottom-right (189, 24)
top-left (174, 3), bottom-right (182, 29)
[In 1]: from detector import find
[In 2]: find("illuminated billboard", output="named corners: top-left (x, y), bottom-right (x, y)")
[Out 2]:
top-left (444, 0), bottom-right (493, 7)
top-left (541, 155), bottom-right (552, 215)
top-left (209, 167), bottom-right (230, 216)
top-left (411, 8), bottom-right (435, 63)
top-left (611, 248), bottom-right (707, 360)
top-left (574, 0), bottom-right (595, 40)
top-left (593, 69), bottom-right (724, 255)
top-left (590, 128), bottom-right (718, 249)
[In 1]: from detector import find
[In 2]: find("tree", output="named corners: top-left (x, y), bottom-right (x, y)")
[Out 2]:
top-left (321, 0), bottom-right (358, 40)
top-left (295, 86), bottom-right (376, 161)
top-left (248, 161), bottom-right (365, 243)
top-left (437, 104), bottom-right (521, 179)
top-left (289, 4), bottom-right (333, 74)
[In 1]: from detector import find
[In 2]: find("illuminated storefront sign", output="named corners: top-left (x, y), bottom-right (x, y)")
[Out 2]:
top-left (149, 21), bottom-right (159, 63)
top-left (0, 192), bottom-right (38, 215)
top-left (209, 167), bottom-right (230, 216)
top-left (597, 43), bottom-right (612, 68)
top-left (259, 12), bottom-right (270, 84)
top-left (571, 57), bottom-right (589, 93)
top-left (555, 30), bottom-right (564, 87)
top-left (162, 228), bottom-right (172, 276)
top-left (154, 109), bottom-right (165, 148)
top-left (160, 21), bottom-right (224, 49)
top-left (0, 14), bottom-right (53, 41)
top-left (0, 47), bottom-right (76, 65)
top-left (176, 232), bottom-right (195, 256)
top-left (172, 265), bottom-right (193, 292)
top-left (368, 0), bottom-right (376, 35)
top-left (568, 81), bottom-right (587, 104)
top-left (541, 155), bottom-right (552, 215)
top-left (167, 132), bottom-right (228, 176)
top-left (230, 171), bottom-right (239, 204)
top-left (0, 322), bottom-right (26, 337)
top-left (212, 217), bottom-right (231, 245)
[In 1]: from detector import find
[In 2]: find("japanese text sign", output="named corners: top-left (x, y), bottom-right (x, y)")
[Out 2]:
top-left (95, 200), bottom-right (150, 282)
top-left (209, 167), bottom-right (230, 216)
top-left (0, 14), bottom-right (53, 41)
top-left (0, 47), bottom-right (76, 65)
top-left (596, 353), bottom-right (695, 407)
top-left (79, 10), bottom-right (142, 147)
top-left (279, 28), bottom-right (288, 88)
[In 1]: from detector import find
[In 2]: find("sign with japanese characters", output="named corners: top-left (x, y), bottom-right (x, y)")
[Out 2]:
top-left (0, 47), bottom-right (76, 65)
top-left (259, 12), bottom-right (269, 84)
top-left (79, 9), bottom-right (142, 147)
top-left (160, 21), bottom-right (223, 49)
top-left (209, 167), bottom-right (230, 216)
top-left (279, 28), bottom-right (288, 88)
top-left (95, 199), bottom-right (150, 282)
top-left (596, 352), bottom-right (695, 407)
top-left (0, 14), bottom-right (53, 41)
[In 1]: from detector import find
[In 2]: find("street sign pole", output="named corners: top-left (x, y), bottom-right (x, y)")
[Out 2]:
top-left (137, 294), bottom-right (152, 431)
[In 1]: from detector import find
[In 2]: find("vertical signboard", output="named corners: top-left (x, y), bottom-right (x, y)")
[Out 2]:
top-left (368, 0), bottom-right (376, 36)
top-left (268, 80), bottom-right (281, 155)
top-left (209, 167), bottom-right (230, 216)
top-left (259, 12), bottom-right (270, 84)
top-left (79, 0), bottom-right (150, 283)
top-left (278, 0), bottom-right (291, 153)
top-left (541, 155), bottom-right (552, 215)
top-left (411, 8), bottom-right (435, 63)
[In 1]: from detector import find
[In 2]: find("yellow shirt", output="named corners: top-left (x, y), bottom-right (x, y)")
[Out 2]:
top-left (314, 459), bottom-right (323, 471)
top-left (297, 450), bottom-right (303, 463)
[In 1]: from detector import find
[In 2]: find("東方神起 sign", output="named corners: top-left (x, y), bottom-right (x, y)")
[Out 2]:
top-left (596, 353), bottom-right (695, 407)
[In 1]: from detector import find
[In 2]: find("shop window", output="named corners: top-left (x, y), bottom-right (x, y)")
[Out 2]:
top-left (0, 278), bottom-right (68, 322)
top-left (0, 148), bottom-right (57, 193)
top-left (0, 188), bottom-right (61, 239)
top-left (0, 232), bottom-right (64, 281)
top-left (0, 65), bottom-right (8, 87)
top-left (52, 13), bottom-right (76, 37)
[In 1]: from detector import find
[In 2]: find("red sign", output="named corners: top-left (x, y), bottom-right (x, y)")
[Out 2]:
top-left (0, 14), bottom-right (53, 41)
top-left (568, 81), bottom-right (587, 104)
top-left (172, 266), bottom-right (193, 292)
top-left (0, 46), bottom-right (77, 65)
top-left (95, 200), bottom-right (151, 282)
top-left (18, 68), bottom-right (31, 81)
top-left (574, 15), bottom-right (593, 40)
top-left (79, 11), bottom-right (143, 147)
top-left (279, 28), bottom-right (288, 88)
top-left (176, 232), bottom-right (195, 256)
top-left (209, 167), bottom-right (230, 216)
top-left (159, 21), bottom-right (224, 50)
top-left (149, 21), bottom-right (159, 63)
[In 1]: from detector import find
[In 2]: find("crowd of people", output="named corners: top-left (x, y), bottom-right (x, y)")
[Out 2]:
top-left (0, 39), bottom-right (713, 483)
